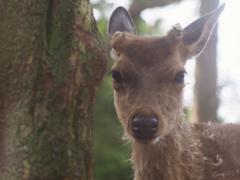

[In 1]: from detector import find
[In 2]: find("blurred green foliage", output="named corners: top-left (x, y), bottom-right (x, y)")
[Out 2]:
top-left (92, 1), bottom-right (133, 179)
top-left (93, 71), bottom-right (133, 180)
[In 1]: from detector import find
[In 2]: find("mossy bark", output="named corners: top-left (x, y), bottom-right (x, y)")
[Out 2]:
top-left (0, 0), bottom-right (106, 179)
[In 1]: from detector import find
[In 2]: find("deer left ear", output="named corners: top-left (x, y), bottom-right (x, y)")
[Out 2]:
top-left (108, 6), bottom-right (136, 37)
top-left (180, 3), bottom-right (225, 63)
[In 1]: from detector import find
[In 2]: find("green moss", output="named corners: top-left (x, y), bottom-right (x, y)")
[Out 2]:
top-left (43, 0), bottom-right (74, 84)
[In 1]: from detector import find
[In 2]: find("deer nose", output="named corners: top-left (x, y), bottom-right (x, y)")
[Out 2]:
top-left (132, 117), bottom-right (158, 138)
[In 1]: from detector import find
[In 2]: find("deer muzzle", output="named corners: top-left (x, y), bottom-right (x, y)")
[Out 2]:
top-left (130, 107), bottom-right (165, 144)
top-left (132, 116), bottom-right (158, 139)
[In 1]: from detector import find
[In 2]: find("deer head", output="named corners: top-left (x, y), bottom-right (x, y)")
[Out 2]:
top-left (108, 4), bottom-right (225, 144)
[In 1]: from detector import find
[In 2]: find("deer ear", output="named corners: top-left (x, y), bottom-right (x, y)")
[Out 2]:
top-left (181, 3), bottom-right (225, 61)
top-left (108, 6), bottom-right (136, 37)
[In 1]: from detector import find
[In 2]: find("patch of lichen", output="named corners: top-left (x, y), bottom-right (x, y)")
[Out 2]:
top-left (25, 89), bottom-right (80, 179)
top-left (29, 102), bottom-right (71, 179)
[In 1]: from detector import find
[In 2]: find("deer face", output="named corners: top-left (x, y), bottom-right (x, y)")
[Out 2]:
top-left (110, 31), bottom-right (186, 144)
top-left (108, 5), bottom-right (225, 144)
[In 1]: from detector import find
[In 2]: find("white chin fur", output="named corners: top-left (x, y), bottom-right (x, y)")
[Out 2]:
top-left (151, 136), bottom-right (160, 144)
top-left (123, 132), bottom-right (161, 145)
top-left (133, 135), bottom-right (161, 145)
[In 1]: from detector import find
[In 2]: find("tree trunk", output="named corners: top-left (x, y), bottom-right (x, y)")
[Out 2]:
top-left (190, 0), bottom-right (219, 123)
top-left (0, 0), bottom-right (106, 179)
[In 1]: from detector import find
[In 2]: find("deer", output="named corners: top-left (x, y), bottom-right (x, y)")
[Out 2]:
top-left (107, 3), bottom-right (240, 180)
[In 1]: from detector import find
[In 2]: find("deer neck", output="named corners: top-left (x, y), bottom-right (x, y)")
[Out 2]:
top-left (131, 118), bottom-right (203, 180)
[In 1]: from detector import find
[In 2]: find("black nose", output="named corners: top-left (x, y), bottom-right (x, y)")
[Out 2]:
top-left (132, 117), bottom-right (158, 138)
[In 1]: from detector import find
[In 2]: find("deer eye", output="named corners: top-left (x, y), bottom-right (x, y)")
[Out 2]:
top-left (110, 70), bottom-right (122, 83)
top-left (173, 71), bottom-right (186, 84)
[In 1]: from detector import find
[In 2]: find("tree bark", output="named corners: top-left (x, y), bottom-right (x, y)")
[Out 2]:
top-left (0, 0), bottom-right (106, 179)
top-left (190, 0), bottom-right (219, 123)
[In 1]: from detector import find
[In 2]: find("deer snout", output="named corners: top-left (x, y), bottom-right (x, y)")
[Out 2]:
top-left (132, 116), bottom-right (159, 139)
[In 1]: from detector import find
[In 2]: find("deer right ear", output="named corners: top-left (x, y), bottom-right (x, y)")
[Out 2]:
top-left (180, 3), bottom-right (225, 64)
top-left (108, 6), bottom-right (136, 37)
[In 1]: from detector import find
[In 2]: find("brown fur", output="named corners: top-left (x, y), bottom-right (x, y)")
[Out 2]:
top-left (108, 4), bottom-right (240, 180)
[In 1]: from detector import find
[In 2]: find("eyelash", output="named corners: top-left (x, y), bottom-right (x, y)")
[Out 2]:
top-left (173, 71), bottom-right (186, 84)
top-left (109, 70), bottom-right (122, 83)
